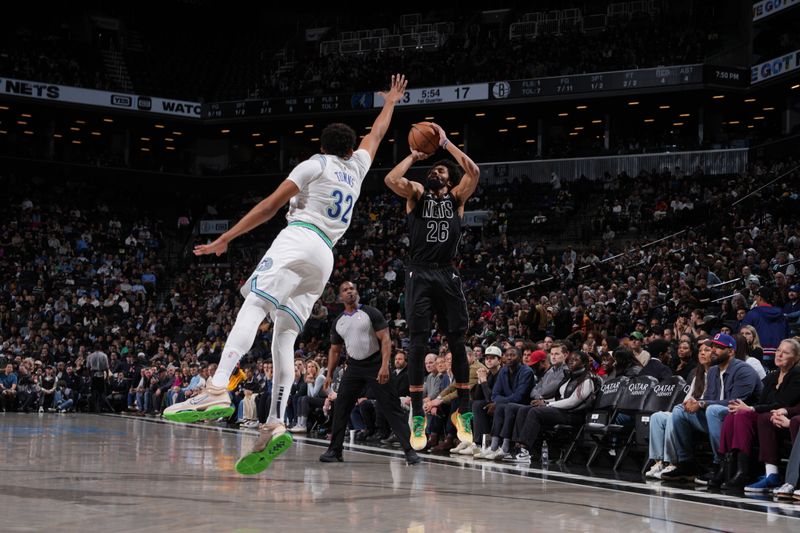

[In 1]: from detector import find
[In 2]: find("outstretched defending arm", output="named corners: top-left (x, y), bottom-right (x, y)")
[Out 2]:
top-left (193, 180), bottom-right (299, 256)
top-left (357, 74), bottom-right (408, 161)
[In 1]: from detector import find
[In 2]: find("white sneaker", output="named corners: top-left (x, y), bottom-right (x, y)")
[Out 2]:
top-left (163, 383), bottom-right (233, 423)
top-left (460, 443), bottom-right (480, 456)
top-left (487, 448), bottom-right (510, 461)
top-left (450, 440), bottom-right (470, 454)
top-left (288, 424), bottom-right (307, 434)
top-left (655, 464), bottom-right (677, 480)
top-left (474, 448), bottom-right (494, 460)
top-left (645, 461), bottom-right (665, 479)
top-left (773, 483), bottom-right (795, 499)
top-left (38, 406), bottom-right (44, 413)
top-left (243, 420), bottom-right (260, 429)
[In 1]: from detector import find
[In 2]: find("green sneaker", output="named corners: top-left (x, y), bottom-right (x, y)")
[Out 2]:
top-left (452, 411), bottom-right (474, 444)
top-left (235, 424), bottom-right (293, 476)
top-left (409, 415), bottom-right (428, 451)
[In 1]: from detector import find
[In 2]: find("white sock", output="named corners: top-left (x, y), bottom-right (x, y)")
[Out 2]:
top-left (502, 438), bottom-right (511, 453)
top-left (490, 436), bottom-right (500, 451)
top-left (296, 416), bottom-right (307, 427)
top-left (267, 312), bottom-right (301, 424)
top-left (766, 463), bottom-right (779, 476)
top-left (211, 295), bottom-right (269, 388)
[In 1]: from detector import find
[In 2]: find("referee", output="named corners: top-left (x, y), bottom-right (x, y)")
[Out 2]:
top-left (319, 281), bottom-right (421, 465)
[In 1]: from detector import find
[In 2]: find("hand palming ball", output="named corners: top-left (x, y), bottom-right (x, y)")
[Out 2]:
top-left (408, 122), bottom-right (441, 155)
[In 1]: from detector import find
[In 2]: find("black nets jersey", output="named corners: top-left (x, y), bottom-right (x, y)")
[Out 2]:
top-left (407, 192), bottom-right (462, 264)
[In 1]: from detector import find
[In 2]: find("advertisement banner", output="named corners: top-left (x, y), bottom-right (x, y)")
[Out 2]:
top-left (753, 0), bottom-right (800, 21)
top-left (199, 220), bottom-right (230, 234)
top-left (463, 211), bottom-right (490, 227)
top-left (0, 77), bottom-right (202, 118)
top-left (751, 50), bottom-right (800, 83)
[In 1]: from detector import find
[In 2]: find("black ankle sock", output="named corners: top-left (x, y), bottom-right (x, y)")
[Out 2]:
top-left (457, 387), bottom-right (471, 414)
top-left (411, 391), bottom-right (424, 417)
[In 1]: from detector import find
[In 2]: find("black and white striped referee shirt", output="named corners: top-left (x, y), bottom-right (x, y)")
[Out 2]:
top-left (330, 305), bottom-right (388, 360)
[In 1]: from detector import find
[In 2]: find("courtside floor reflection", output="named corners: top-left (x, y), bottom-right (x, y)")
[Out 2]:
top-left (1, 413), bottom-right (798, 532)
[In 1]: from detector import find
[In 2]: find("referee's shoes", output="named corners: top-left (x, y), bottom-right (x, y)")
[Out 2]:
top-left (319, 448), bottom-right (422, 465)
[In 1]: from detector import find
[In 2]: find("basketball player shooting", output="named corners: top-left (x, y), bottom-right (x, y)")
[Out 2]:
top-left (164, 74), bottom-right (408, 476)
top-left (383, 123), bottom-right (481, 451)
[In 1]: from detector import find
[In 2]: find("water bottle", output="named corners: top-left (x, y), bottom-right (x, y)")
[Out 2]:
top-left (541, 440), bottom-right (549, 468)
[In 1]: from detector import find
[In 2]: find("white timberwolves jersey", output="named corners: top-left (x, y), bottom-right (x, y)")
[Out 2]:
top-left (285, 149), bottom-right (371, 247)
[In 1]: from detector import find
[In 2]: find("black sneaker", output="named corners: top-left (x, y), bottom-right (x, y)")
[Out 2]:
top-left (504, 447), bottom-right (531, 463)
top-left (381, 433), bottom-right (399, 445)
top-left (366, 432), bottom-right (387, 443)
top-left (319, 449), bottom-right (343, 463)
top-left (405, 449), bottom-right (422, 465)
top-left (707, 462), bottom-right (726, 488)
top-left (660, 462), bottom-right (697, 482)
top-left (695, 464), bottom-right (725, 487)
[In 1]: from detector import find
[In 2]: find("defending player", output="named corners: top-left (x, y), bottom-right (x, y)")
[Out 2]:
top-left (165, 74), bottom-right (408, 475)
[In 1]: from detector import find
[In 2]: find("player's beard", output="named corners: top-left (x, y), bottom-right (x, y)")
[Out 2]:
top-left (427, 177), bottom-right (444, 191)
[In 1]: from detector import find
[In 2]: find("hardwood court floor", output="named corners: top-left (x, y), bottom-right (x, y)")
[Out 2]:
top-left (1, 413), bottom-right (799, 532)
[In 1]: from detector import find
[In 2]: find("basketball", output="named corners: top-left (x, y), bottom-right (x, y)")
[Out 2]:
top-left (408, 122), bottom-right (441, 154)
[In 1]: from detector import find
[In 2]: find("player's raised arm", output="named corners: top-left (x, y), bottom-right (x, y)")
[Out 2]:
top-left (384, 150), bottom-right (429, 201)
top-left (358, 74), bottom-right (408, 161)
top-left (430, 123), bottom-right (481, 204)
top-left (193, 179), bottom-right (300, 256)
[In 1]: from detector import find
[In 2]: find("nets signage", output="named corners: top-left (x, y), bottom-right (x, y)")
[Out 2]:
top-left (0, 76), bottom-right (202, 119)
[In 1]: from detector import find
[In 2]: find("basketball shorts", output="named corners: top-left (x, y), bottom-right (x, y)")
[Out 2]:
top-left (404, 265), bottom-right (469, 334)
top-left (240, 224), bottom-right (334, 330)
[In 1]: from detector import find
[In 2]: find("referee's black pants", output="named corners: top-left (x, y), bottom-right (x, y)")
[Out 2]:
top-left (329, 352), bottom-right (412, 454)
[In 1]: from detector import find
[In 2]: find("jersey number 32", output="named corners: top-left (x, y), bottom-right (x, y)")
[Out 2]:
top-left (327, 189), bottom-right (354, 224)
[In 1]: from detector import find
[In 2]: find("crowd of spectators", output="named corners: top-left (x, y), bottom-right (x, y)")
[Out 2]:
top-left (246, 15), bottom-right (709, 100)
top-left (0, 31), bottom-right (113, 91)
top-left (1, 9), bottom-right (714, 102)
top-left (2, 153), bottom-right (800, 493)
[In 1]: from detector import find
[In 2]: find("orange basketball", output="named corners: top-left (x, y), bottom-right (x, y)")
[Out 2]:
top-left (408, 122), bottom-right (441, 155)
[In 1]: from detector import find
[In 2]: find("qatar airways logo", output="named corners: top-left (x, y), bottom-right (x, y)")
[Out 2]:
top-left (602, 382), bottom-right (620, 395)
top-left (652, 384), bottom-right (676, 397)
top-left (628, 382), bottom-right (651, 395)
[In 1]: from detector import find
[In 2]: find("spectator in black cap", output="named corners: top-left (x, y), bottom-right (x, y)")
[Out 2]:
top-left (741, 286), bottom-right (789, 370)
top-left (641, 339), bottom-right (674, 381)
top-left (645, 325), bottom-right (664, 344)
top-left (784, 285), bottom-right (800, 334)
